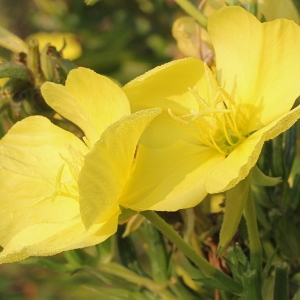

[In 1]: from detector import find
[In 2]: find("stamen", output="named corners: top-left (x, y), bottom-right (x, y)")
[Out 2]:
top-left (188, 87), bottom-right (210, 110)
top-left (204, 63), bottom-right (218, 102)
top-left (169, 75), bottom-right (245, 156)
top-left (31, 164), bottom-right (65, 206)
top-left (168, 109), bottom-right (215, 147)
top-left (207, 130), bottom-right (227, 155)
top-left (214, 113), bottom-right (236, 146)
top-left (218, 87), bottom-right (236, 105)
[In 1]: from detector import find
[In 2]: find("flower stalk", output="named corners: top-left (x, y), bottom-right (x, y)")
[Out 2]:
top-left (141, 210), bottom-right (243, 294)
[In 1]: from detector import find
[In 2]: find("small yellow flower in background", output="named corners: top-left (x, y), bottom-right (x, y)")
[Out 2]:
top-left (0, 67), bottom-right (160, 263)
top-left (122, 6), bottom-right (300, 211)
top-left (203, 0), bottom-right (299, 22)
top-left (26, 32), bottom-right (82, 60)
top-left (173, 0), bottom-right (299, 59)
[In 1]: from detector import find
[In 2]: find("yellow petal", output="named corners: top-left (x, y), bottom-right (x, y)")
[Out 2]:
top-left (121, 141), bottom-right (224, 211)
top-left (206, 105), bottom-right (300, 193)
top-left (0, 116), bottom-right (82, 243)
top-left (124, 57), bottom-right (208, 115)
top-left (139, 111), bottom-right (201, 148)
top-left (41, 68), bottom-right (131, 145)
top-left (78, 108), bottom-right (161, 229)
top-left (0, 217), bottom-right (118, 264)
top-left (0, 116), bottom-right (115, 263)
top-left (208, 6), bottom-right (300, 134)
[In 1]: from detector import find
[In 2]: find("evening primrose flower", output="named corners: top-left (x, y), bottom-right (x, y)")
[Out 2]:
top-left (0, 67), bottom-right (160, 263)
top-left (121, 6), bottom-right (300, 211)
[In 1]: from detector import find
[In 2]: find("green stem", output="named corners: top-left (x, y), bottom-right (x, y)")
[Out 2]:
top-left (174, 0), bottom-right (207, 29)
top-left (243, 270), bottom-right (262, 300)
top-left (244, 192), bottom-right (262, 280)
top-left (141, 211), bottom-right (242, 295)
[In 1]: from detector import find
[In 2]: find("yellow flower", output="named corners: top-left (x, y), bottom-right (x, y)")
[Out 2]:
top-left (203, 0), bottom-right (299, 22)
top-left (26, 32), bottom-right (82, 60)
top-left (0, 67), bottom-right (160, 263)
top-left (173, 0), bottom-right (299, 59)
top-left (122, 6), bottom-right (300, 211)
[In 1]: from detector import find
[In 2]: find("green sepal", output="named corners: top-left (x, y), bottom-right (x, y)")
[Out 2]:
top-left (119, 206), bottom-right (137, 223)
top-left (218, 176), bottom-right (251, 256)
top-left (252, 165), bottom-right (281, 186)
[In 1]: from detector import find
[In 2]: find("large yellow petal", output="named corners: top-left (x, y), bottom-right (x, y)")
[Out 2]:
top-left (124, 57), bottom-right (208, 115)
top-left (41, 67), bottom-right (131, 145)
top-left (139, 111), bottom-right (201, 148)
top-left (78, 108), bottom-right (161, 229)
top-left (208, 6), bottom-right (300, 134)
top-left (0, 216), bottom-right (118, 264)
top-left (0, 116), bottom-right (114, 263)
top-left (206, 105), bottom-right (300, 193)
top-left (121, 141), bottom-right (224, 211)
top-left (0, 116), bottom-right (83, 243)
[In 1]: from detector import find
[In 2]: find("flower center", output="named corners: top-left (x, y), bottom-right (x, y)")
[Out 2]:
top-left (169, 64), bottom-right (245, 155)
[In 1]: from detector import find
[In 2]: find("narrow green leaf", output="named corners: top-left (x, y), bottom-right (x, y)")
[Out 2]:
top-left (0, 26), bottom-right (27, 53)
top-left (252, 165), bottom-right (281, 186)
top-left (218, 176), bottom-right (251, 256)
